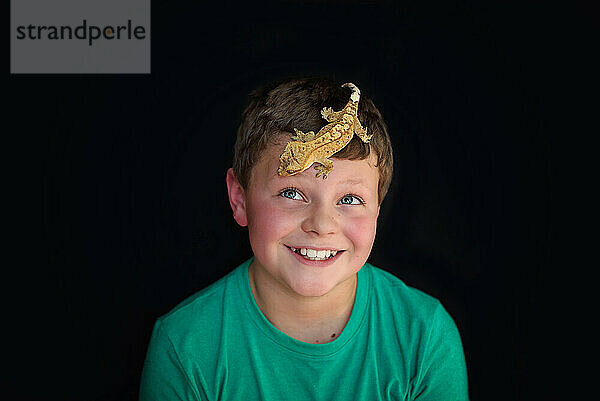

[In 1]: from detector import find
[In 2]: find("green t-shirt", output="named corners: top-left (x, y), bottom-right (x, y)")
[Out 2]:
top-left (140, 258), bottom-right (469, 400)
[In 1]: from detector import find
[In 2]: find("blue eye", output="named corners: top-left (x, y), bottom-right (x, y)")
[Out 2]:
top-left (338, 195), bottom-right (363, 205)
top-left (279, 188), bottom-right (304, 201)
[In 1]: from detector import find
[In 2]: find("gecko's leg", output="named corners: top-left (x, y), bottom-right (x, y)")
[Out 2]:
top-left (321, 107), bottom-right (344, 122)
top-left (354, 121), bottom-right (372, 143)
top-left (314, 158), bottom-right (335, 179)
top-left (291, 128), bottom-right (316, 142)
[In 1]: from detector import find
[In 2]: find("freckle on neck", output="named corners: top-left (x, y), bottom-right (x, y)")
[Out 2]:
top-left (331, 333), bottom-right (336, 338)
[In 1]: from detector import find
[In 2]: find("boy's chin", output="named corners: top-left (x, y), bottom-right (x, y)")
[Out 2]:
top-left (285, 275), bottom-right (351, 298)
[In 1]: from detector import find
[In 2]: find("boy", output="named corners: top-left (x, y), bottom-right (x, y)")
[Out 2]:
top-left (140, 77), bottom-right (469, 400)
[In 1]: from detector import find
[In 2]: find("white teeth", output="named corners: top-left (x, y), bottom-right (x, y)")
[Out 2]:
top-left (290, 247), bottom-right (340, 261)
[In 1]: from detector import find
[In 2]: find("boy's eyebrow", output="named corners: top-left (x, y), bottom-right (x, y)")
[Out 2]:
top-left (336, 178), bottom-right (369, 188)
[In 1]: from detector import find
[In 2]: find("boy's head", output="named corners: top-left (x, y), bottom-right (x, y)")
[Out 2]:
top-left (232, 76), bottom-right (393, 204)
top-left (226, 76), bottom-right (394, 298)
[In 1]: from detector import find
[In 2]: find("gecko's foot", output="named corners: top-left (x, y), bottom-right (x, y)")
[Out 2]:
top-left (315, 170), bottom-right (329, 179)
top-left (292, 128), bottom-right (315, 142)
top-left (321, 107), bottom-right (335, 122)
top-left (314, 163), bottom-right (333, 179)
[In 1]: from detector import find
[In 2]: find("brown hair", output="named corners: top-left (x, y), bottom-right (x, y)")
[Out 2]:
top-left (233, 76), bottom-right (394, 204)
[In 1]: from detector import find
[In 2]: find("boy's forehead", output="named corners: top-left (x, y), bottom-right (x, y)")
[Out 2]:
top-left (263, 141), bottom-right (289, 177)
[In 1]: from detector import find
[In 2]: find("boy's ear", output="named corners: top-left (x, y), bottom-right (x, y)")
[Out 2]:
top-left (226, 168), bottom-right (248, 227)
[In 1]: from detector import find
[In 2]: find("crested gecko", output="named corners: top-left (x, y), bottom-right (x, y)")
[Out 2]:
top-left (277, 82), bottom-right (372, 179)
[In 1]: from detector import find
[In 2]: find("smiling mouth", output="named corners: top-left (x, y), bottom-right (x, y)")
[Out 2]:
top-left (286, 246), bottom-right (343, 261)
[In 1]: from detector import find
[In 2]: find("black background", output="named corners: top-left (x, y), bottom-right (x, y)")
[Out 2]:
top-left (8, 1), bottom-right (576, 400)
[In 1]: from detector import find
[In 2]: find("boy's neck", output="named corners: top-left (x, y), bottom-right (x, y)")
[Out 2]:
top-left (248, 261), bottom-right (357, 344)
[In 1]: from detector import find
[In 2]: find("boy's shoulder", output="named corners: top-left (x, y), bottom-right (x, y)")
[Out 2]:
top-left (365, 263), bottom-right (443, 318)
top-left (156, 262), bottom-right (246, 339)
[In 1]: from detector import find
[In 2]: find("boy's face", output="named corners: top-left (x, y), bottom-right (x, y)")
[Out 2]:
top-left (227, 142), bottom-right (380, 298)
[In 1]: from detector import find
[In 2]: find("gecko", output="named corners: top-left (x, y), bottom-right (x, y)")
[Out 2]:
top-left (277, 82), bottom-right (372, 179)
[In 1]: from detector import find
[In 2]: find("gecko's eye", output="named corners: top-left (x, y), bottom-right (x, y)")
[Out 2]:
top-left (287, 170), bottom-right (294, 174)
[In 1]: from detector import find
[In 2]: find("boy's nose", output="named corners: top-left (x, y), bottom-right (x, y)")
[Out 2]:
top-left (300, 203), bottom-right (339, 236)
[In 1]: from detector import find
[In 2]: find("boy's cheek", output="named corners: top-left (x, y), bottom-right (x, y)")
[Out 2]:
top-left (344, 214), bottom-right (378, 237)
top-left (248, 205), bottom-right (298, 236)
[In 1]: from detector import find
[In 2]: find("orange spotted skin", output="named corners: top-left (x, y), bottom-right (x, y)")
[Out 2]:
top-left (278, 83), bottom-right (372, 179)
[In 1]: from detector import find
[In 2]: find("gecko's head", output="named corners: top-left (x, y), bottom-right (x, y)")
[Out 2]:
top-left (277, 146), bottom-right (304, 176)
top-left (277, 164), bottom-right (300, 177)
top-left (278, 167), bottom-right (301, 176)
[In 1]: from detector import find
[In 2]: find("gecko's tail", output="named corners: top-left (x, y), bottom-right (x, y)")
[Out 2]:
top-left (341, 82), bottom-right (361, 102)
